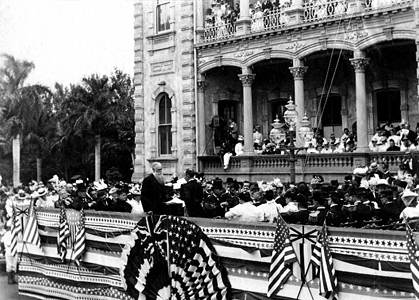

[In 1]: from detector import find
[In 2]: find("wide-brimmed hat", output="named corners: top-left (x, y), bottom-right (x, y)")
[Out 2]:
top-left (401, 189), bottom-right (418, 206)
top-left (370, 162), bottom-right (378, 171)
top-left (238, 135), bottom-right (244, 141)
top-left (17, 189), bottom-right (27, 200)
top-left (37, 187), bottom-right (47, 197)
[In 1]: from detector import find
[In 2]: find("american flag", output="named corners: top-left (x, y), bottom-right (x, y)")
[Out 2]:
top-left (123, 215), bottom-right (230, 300)
top-left (10, 205), bottom-right (21, 256)
top-left (73, 207), bottom-right (86, 266)
top-left (267, 215), bottom-right (297, 297)
top-left (311, 223), bottom-right (338, 300)
top-left (22, 201), bottom-right (42, 250)
top-left (57, 205), bottom-right (70, 262)
top-left (406, 223), bottom-right (419, 299)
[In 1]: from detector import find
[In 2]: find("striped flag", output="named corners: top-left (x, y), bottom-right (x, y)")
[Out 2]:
top-left (311, 223), bottom-right (338, 300)
top-left (406, 223), bottom-right (419, 299)
top-left (73, 208), bottom-right (86, 266)
top-left (22, 201), bottom-right (42, 250)
top-left (57, 205), bottom-right (70, 262)
top-left (267, 215), bottom-right (297, 297)
top-left (10, 205), bottom-right (21, 256)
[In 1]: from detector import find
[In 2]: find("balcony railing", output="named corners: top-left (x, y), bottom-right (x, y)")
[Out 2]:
top-left (203, 22), bottom-right (236, 43)
top-left (200, 0), bottom-right (412, 44)
top-left (303, 0), bottom-right (348, 22)
top-left (364, 0), bottom-right (411, 10)
top-left (198, 151), bottom-right (414, 182)
top-left (250, 6), bottom-right (290, 33)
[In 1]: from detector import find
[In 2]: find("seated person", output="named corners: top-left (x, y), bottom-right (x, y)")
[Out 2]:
top-left (326, 193), bottom-right (347, 227)
top-left (388, 128), bottom-right (401, 147)
top-left (308, 192), bottom-right (328, 226)
top-left (225, 191), bottom-right (261, 222)
top-left (369, 137), bottom-right (379, 152)
top-left (400, 189), bottom-right (419, 221)
top-left (387, 138), bottom-right (400, 151)
top-left (321, 143), bottom-right (332, 153)
top-left (202, 178), bottom-right (225, 218)
top-left (223, 135), bottom-right (244, 169)
top-left (258, 190), bottom-right (283, 223)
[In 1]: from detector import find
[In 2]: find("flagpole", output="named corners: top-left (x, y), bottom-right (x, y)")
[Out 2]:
top-left (166, 216), bottom-right (172, 297)
top-left (295, 259), bottom-right (315, 300)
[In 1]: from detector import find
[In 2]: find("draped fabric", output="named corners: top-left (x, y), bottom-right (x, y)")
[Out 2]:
top-left (57, 205), bottom-right (70, 262)
top-left (10, 204), bottom-right (21, 256)
top-left (120, 215), bottom-right (231, 300)
top-left (22, 202), bottom-right (42, 250)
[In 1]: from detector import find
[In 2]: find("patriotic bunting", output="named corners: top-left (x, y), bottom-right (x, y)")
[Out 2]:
top-left (22, 201), bottom-right (42, 250)
top-left (73, 207), bottom-right (86, 266)
top-left (121, 215), bottom-right (231, 300)
top-left (406, 223), bottom-right (419, 299)
top-left (57, 205), bottom-right (70, 262)
top-left (10, 204), bottom-right (21, 257)
top-left (311, 223), bottom-right (338, 300)
top-left (267, 215), bottom-right (297, 297)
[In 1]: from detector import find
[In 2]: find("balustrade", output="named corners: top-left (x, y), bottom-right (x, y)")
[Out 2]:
top-left (364, 0), bottom-right (411, 10)
top-left (199, 0), bottom-right (411, 44)
top-left (303, 0), bottom-right (348, 22)
top-left (199, 151), bottom-right (416, 182)
top-left (250, 6), bottom-right (290, 33)
top-left (203, 22), bottom-right (236, 43)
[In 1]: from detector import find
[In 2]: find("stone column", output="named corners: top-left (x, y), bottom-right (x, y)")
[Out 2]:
top-left (289, 60), bottom-right (308, 146)
top-left (238, 68), bottom-right (256, 154)
top-left (196, 0), bottom-right (204, 43)
top-left (350, 53), bottom-right (370, 152)
top-left (197, 78), bottom-right (207, 156)
top-left (235, 0), bottom-right (251, 36)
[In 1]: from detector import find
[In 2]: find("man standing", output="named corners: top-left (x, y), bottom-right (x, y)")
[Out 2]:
top-left (180, 169), bottom-right (204, 217)
top-left (141, 162), bottom-right (167, 215)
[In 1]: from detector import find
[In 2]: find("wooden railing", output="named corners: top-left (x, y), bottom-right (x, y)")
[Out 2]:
top-left (198, 151), bottom-right (417, 182)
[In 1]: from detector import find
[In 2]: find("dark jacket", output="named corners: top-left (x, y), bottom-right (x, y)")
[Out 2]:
top-left (326, 204), bottom-right (347, 227)
top-left (202, 194), bottom-right (224, 218)
top-left (180, 179), bottom-right (204, 217)
top-left (141, 174), bottom-right (167, 215)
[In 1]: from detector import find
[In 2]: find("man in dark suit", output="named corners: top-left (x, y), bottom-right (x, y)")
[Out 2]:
top-left (180, 169), bottom-right (204, 217)
top-left (141, 162), bottom-right (167, 215)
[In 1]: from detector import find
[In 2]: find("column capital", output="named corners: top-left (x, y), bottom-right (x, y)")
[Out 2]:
top-left (289, 66), bottom-right (308, 79)
top-left (197, 80), bottom-right (207, 91)
top-left (238, 74), bottom-right (256, 86)
top-left (350, 58), bottom-right (370, 71)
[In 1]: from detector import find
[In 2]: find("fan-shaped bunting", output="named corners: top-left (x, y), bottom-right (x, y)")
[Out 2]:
top-left (120, 215), bottom-right (231, 300)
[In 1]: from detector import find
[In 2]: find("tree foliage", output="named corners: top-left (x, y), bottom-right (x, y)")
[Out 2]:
top-left (0, 55), bottom-right (136, 185)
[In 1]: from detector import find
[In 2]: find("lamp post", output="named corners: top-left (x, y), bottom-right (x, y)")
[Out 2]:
top-left (283, 98), bottom-right (299, 183)
top-left (279, 97), bottom-right (313, 183)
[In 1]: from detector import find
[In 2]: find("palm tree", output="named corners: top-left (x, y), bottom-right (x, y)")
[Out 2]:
top-left (60, 71), bottom-right (134, 181)
top-left (0, 54), bottom-right (49, 186)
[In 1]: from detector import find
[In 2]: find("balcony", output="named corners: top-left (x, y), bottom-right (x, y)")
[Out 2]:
top-left (198, 151), bottom-right (412, 182)
top-left (201, 0), bottom-right (413, 44)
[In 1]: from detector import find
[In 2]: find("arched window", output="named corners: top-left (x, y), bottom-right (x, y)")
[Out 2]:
top-left (158, 93), bottom-right (172, 155)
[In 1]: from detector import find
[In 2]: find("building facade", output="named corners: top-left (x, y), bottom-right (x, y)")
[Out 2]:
top-left (132, 0), bottom-right (419, 182)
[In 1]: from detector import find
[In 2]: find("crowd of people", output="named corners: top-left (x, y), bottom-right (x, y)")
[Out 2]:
top-left (205, 0), bottom-right (290, 35)
top-left (1, 155), bottom-right (419, 281)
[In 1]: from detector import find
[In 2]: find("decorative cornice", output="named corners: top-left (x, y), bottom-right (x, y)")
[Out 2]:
top-left (289, 66), bottom-right (308, 79)
top-left (350, 58), bottom-right (370, 71)
top-left (238, 74), bottom-right (256, 86)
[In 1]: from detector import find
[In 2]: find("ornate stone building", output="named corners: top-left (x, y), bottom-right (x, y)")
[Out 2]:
top-left (132, 0), bottom-right (419, 182)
